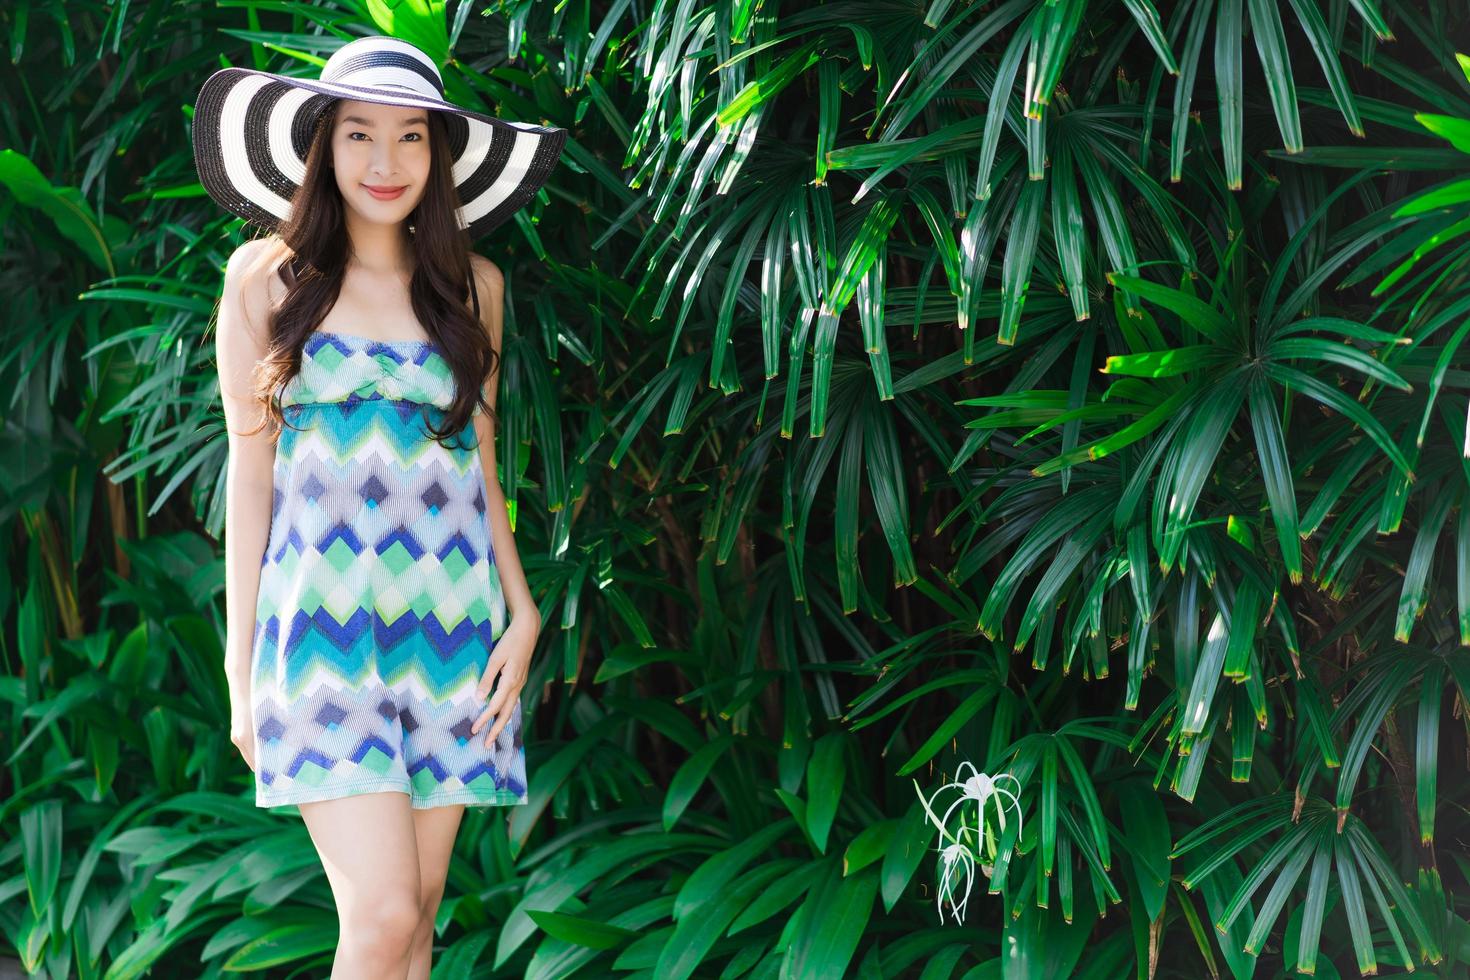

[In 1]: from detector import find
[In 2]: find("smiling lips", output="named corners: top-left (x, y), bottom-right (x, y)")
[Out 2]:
top-left (364, 184), bottom-right (408, 200)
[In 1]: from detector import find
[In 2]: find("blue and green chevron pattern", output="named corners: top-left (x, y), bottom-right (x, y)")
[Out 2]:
top-left (249, 330), bottom-right (527, 809)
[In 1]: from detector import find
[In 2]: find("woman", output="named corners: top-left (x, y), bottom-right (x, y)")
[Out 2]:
top-left (192, 35), bottom-right (567, 978)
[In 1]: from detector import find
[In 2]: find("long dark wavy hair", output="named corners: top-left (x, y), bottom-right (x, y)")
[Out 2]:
top-left (243, 99), bottom-right (498, 448)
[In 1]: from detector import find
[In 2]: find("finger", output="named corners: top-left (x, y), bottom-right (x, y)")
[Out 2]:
top-left (483, 710), bottom-right (509, 748)
top-left (473, 673), bottom-right (524, 731)
top-left (479, 690), bottom-right (508, 734)
top-left (480, 692), bottom-right (514, 745)
top-left (474, 660), bottom-right (503, 700)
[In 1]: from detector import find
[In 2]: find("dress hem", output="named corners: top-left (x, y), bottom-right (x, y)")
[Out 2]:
top-left (255, 778), bottom-right (529, 811)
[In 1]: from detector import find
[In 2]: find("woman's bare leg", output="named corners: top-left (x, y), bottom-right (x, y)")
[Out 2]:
top-left (298, 791), bottom-right (422, 979)
top-left (406, 803), bottom-right (467, 980)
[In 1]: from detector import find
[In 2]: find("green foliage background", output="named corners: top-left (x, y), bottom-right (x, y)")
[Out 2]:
top-left (2, 0), bottom-right (1469, 977)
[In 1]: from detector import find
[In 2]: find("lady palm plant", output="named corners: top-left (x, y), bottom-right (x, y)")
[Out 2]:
top-left (3, 0), bottom-right (1469, 977)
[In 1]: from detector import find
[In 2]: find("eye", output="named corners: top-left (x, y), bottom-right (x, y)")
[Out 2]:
top-left (348, 131), bottom-right (369, 141)
top-left (403, 133), bottom-right (422, 142)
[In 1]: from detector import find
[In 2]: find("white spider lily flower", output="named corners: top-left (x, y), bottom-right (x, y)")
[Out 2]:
top-left (913, 760), bottom-right (1026, 922)
top-left (935, 839), bottom-right (978, 924)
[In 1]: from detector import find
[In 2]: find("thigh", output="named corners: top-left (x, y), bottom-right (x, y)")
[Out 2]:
top-left (299, 791), bottom-right (422, 916)
top-left (411, 804), bottom-right (466, 911)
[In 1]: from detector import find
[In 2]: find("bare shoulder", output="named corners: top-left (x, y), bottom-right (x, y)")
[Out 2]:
top-left (222, 236), bottom-right (291, 346)
top-left (468, 253), bottom-right (504, 344)
top-left (469, 253), bottom-right (503, 293)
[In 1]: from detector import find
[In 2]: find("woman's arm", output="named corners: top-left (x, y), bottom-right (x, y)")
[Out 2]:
top-left (468, 255), bottom-right (541, 633)
top-left (467, 254), bottom-right (541, 745)
top-left (217, 240), bottom-right (279, 707)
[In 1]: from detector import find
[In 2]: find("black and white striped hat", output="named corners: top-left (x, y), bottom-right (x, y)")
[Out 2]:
top-left (191, 35), bottom-right (568, 240)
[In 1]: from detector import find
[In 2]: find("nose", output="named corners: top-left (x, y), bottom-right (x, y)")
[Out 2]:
top-left (369, 141), bottom-right (404, 180)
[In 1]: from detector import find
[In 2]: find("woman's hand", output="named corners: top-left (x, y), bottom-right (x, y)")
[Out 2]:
top-left (228, 684), bottom-right (256, 772)
top-left (471, 612), bottom-right (539, 747)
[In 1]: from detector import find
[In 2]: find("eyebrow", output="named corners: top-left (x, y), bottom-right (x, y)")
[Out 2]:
top-left (340, 114), bottom-right (430, 127)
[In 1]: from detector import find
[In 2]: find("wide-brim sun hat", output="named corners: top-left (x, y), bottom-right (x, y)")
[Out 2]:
top-left (191, 35), bottom-right (568, 241)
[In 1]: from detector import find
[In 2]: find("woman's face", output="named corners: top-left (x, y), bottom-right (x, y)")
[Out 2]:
top-left (329, 99), bottom-right (432, 228)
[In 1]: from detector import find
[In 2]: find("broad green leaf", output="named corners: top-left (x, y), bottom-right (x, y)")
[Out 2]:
top-left (784, 861), bottom-right (879, 978)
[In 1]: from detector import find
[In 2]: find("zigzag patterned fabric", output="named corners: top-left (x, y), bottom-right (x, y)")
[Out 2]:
top-left (250, 330), bottom-right (527, 809)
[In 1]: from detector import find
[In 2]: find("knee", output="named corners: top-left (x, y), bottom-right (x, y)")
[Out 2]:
top-left (341, 894), bottom-right (421, 959)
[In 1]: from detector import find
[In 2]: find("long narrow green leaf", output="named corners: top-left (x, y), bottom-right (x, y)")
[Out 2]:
top-left (1222, 579), bottom-right (1262, 680)
top-left (1347, 823), bottom-right (1440, 962)
top-left (824, 192), bottom-right (903, 318)
top-left (1169, 0), bottom-right (1213, 182)
top-left (1056, 736), bottom-right (1111, 870)
top-left (1159, 376), bottom-right (1247, 570)
top-left (1331, 833), bottom-right (1376, 974)
top-left (863, 400), bottom-right (917, 586)
top-left (1027, 0), bottom-right (1086, 117)
top-left (1413, 314), bottom-right (1470, 448)
top-left (1247, 375), bottom-right (1303, 583)
top-left (1241, 832), bottom-right (1314, 955)
top-left (1268, 336), bottom-right (1412, 390)
top-left (716, 42), bottom-right (817, 126)
top-left (1120, 0), bottom-right (1179, 73)
top-left (1333, 660), bottom-right (1413, 815)
top-left (1245, 0), bottom-right (1301, 152)
top-left (1106, 272), bottom-right (1236, 347)
top-left (1214, 0), bottom-right (1244, 189)
top-left (1394, 487), bottom-right (1455, 641)
top-left (896, 686), bottom-right (999, 775)
top-left (1291, 839), bottom-right (1333, 973)
top-left (1182, 612), bottom-right (1230, 736)
top-left (1034, 387), bottom-right (1192, 477)
top-left (1265, 363), bottom-right (1415, 477)
top-left (1415, 665), bottom-right (1443, 845)
top-left (1213, 817), bottom-right (1312, 934)
top-left (1103, 345), bottom-right (1232, 377)
top-left (1459, 502), bottom-right (1470, 645)
top-left (977, 25), bottom-right (1031, 201)
top-left (1284, 0), bottom-right (1364, 135)
top-left (1041, 742), bottom-right (1059, 877)
top-left (999, 177), bottom-right (1046, 345)
top-left (1051, 144), bottom-right (1089, 322)
top-left (876, 0), bottom-right (1031, 140)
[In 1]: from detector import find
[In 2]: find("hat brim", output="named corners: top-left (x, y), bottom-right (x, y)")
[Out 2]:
top-left (192, 66), bottom-right (567, 241)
